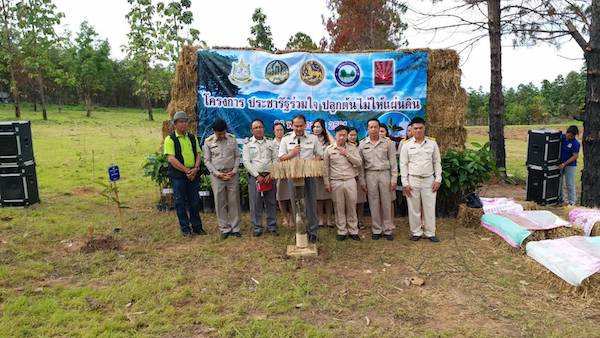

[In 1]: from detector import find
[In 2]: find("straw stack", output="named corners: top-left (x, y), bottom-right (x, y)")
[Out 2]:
top-left (164, 47), bottom-right (468, 153)
top-left (270, 160), bottom-right (324, 180)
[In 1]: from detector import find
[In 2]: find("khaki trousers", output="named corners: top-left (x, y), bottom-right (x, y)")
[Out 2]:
top-left (211, 173), bottom-right (241, 234)
top-left (406, 175), bottom-right (437, 237)
top-left (331, 178), bottom-right (358, 235)
top-left (365, 170), bottom-right (394, 235)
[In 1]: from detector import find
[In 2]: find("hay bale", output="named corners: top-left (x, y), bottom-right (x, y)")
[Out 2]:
top-left (517, 201), bottom-right (539, 210)
top-left (527, 257), bottom-right (600, 297)
top-left (456, 204), bottom-right (483, 228)
top-left (164, 45), bottom-right (199, 139)
top-left (165, 47), bottom-right (467, 153)
top-left (543, 226), bottom-right (584, 239)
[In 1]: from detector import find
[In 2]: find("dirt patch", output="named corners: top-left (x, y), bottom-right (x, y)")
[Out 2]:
top-left (72, 186), bottom-right (100, 196)
top-left (63, 235), bottom-right (121, 253)
top-left (81, 235), bottom-right (121, 253)
top-left (479, 181), bottom-right (526, 200)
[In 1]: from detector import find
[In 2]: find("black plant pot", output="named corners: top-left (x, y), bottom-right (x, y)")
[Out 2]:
top-left (199, 190), bottom-right (215, 213)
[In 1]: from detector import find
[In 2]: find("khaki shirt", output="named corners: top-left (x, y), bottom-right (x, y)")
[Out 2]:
top-left (242, 136), bottom-right (278, 177)
top-left (323, 143), bottom-right (362, 189)
top-left (203, 133), bottom-right (240, 176)
top-left (278, 132), bottom-right (323, 160)
top-left (358, 136), bottom-right (398, 182)
top-left (399, 137), bottom-right (442, 186)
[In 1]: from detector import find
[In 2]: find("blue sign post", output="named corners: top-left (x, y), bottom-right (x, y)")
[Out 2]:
top-left (108, 165), bottom-right (120, 182)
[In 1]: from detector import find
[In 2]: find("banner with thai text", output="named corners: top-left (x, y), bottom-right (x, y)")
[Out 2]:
top-left (197, 48), bottom-right (428, 143)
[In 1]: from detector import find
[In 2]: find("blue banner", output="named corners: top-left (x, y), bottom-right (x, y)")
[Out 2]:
top-left (196, 49), bottom-right (428, 143)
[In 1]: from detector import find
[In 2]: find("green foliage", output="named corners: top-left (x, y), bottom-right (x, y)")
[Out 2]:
top-left (285, 32), bottom-right (317, 50)
top-left (440, 142), bottom-right (495, 197)
top-left (142, 152), bottom-right (170, 189)
top-left (15, 0), bottom-right (63, 77)
top-left (199, 173), bottom-right (211, 191)
top-left (467, 70), bottom-right (586, 125)
top-left (69, 21), bottom-right (113, 116)
top-left (156, 0), bottom-right (204, 63)
top-left (97, 181), bottom-right (129, 209)
top-left (248, 8), bottom-right (274, 51)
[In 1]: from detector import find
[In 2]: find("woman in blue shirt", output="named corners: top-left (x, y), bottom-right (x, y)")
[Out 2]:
top-left (559, 125), bottom-right (580, 205)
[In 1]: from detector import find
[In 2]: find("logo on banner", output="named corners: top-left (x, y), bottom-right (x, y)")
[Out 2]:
top-left (374, 60), bottom-right (394, 86)
top-left (334, 61), bottom-right (360, 87)
top-left (228, 58), bottom-right (252, 87)
top-left (300, 60), bottom-right (325, 86)
top-left (265, 60), bottom-right (289, 85)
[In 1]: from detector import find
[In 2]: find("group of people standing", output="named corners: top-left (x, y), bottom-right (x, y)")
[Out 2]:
top-left (164, 111), bottom-right (443, 244)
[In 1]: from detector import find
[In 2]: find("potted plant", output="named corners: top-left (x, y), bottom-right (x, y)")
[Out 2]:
top-left (142, 152), bottom-right (173, 211)
top-left (198, 173), bottom-right (214, 213)
top-left (438, 142), bottom-right (495, 217)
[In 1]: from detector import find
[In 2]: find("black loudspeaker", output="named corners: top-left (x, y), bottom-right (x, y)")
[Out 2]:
top-left (0, 121), bottom-right (35, 165)
top-left (526, 165), bottom-right (560, 205)
top-left (526, 129), bottom-right (561, 167)
top-left (0, 161), bottom-right (40, 207)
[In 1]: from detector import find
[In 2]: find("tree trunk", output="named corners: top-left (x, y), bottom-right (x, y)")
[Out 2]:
top-left (8, 67), bottom-right (21, 119)
top-left (146, 95), bottom-right (153, 121)
top-left (581, 0), bottom-right (600, 207)
top-left (143, 67), bottom-right (154, 121)
top-left (84, 91), bottom-right (92, 118)
top-left (487, 0), bottom-right (507, 175)
top-left (33, 97), bottom-right (37, 112)
top-left (37, 76), bottom-right (47, 120)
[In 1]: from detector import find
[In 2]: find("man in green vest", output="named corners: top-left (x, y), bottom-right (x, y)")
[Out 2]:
top-left (164, 111), bottom-right (206, 237)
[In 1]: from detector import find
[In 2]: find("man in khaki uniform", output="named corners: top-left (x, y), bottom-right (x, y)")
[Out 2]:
top-left (243, 119), bottom-right (279, 237)
top-left (203, 119), bottom-right (241, 239)
top-left (400, 117), bottom-right (442, 242)
top-left (323, 125), bottom-right (363, 241)
top-left (278, 114), bottom-right (323, 244)
top-left (359, 119), bottom-right (398, 241)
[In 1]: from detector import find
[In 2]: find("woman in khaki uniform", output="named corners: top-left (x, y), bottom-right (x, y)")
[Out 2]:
top-left (348, 127), bottom-right (366, 230)
top-left (273, 122), bottom-right (293, 227)
top-left (379, 124), bottom-right (397, 221)
top-left (312, 119), bottom-right (335, 227)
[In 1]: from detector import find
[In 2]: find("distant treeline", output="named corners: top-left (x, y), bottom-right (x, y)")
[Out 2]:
top-left (466, 70), bottom-right (585, 125)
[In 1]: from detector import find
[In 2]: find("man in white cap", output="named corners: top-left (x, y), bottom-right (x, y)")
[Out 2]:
top-left (163, 111), bottom-right (206, 237)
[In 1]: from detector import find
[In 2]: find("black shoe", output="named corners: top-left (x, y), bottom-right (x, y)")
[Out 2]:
top-left (308, 234), bottom-right (318, 244)
top-left (221, 232), bottom-right (230, 240)
top-left (182, 232), bottom-right (192, 238)
top-left (350, 234), bottom-right (361, 241)
top-left (268, 230), bottom-right (279, 236)
top-left (428, 236), bottom-right (440, 243)
top-left (410, 235), bottom-right (420, 241)
top-left (253, 231), bottom-right (263, 237)
top-left (384, 234), bottom-right (394, 241)
top-left (371, 233), bottom-right (382, 240)
top-left (336, 234), bottom-right (347, 241)
top-left (193, 229), bottom-right (207, 236)
top-left (231, 232), bottom-right (242, 238)
top-left (358, 223), bottom-right (366, 230)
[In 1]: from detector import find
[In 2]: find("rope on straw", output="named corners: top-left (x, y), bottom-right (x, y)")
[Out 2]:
top-left (270, 160), bottom-right (324, 179)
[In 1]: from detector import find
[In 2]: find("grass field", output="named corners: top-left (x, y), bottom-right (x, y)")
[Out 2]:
top-left (1, 104), bottom-right (598, 337)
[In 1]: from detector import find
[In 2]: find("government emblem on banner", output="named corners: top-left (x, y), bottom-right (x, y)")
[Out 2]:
top-left (228, 58), bottom-right (253, 87)
top-left (335, 61), bottom-right (360, 87)
top-left (374, 60), bottom-right (394, 86)
top-left (300, 60), bottom-right (325, 86)
top-left (265, 60), bottom-right (289, 85)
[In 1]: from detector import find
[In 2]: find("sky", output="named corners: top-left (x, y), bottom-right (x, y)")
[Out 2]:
top-left (53, 0), bottom-right (585, 90)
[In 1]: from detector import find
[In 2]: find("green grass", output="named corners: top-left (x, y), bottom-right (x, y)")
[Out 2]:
top-left (0, 104), bottom-right (599, 337)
